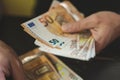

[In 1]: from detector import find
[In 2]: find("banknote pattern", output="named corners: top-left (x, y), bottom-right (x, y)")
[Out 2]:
top-left (19, 48), bottom-right (83, 80)
top-left (21, 1), bottom-right (95, 61)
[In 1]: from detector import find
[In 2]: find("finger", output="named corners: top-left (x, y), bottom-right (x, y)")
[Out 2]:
top-left (11, 57), bottom-right (26, 80)
top-left (62, 14), bottom-right (99, 33)
top-left (0, 70), bottom-right (5, 80)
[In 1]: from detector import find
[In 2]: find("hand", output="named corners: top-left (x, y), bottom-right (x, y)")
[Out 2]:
top-left (62, 11), bottom-right (120, 53)
top-left (0, 40), bottom-right (26, 80)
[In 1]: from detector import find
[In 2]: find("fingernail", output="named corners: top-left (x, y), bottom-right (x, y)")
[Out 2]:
top-left (62, 24), bottom-right (71, 32)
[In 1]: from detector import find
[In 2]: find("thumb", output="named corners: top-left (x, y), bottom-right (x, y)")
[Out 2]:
top-left (62, 15), bottom-right (98, 33)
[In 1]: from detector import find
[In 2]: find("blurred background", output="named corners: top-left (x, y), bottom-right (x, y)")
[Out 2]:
top-left (0, 0), bottom-right (37, 55)
top-left (0, 0), bottom-right (120, 80)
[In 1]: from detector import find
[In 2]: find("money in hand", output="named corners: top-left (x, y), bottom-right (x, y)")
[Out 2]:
top-left (21, 1), bottom-right (95, 61)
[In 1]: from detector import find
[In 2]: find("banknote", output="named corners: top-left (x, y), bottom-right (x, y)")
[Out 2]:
top-left (35, 38), bottom-right (95, 61)
top-left (46, 52), bottom-right (83, 80)
top-left (49, 0), bottom-right (60, 10)
top-left (21, 1), bottom-right (84, 49)
top-left (21, 55), bottom-right (61, 80)
top-left (21, 1), bottom-right (95, 61)
top-left (19, 48), bottom-right (83, 80)
top-left (49, 0), bottom-right (84, 21)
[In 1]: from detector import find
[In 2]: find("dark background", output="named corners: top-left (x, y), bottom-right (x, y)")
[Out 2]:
top-left (0, 0), bottom-right (120, 80)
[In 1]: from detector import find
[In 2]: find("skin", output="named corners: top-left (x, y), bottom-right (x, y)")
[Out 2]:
top-left (0, 40), bottom-right (26, 80)
top-left (0, 11), bottom-right (119, 79)
top-left (62, 11), bottom-right (120, 53)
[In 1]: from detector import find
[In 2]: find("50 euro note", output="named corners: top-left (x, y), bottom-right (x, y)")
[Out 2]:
top-left (21, 0), bottom-right (84, 48)
top-left (21, 1), bottom-right (95, 61)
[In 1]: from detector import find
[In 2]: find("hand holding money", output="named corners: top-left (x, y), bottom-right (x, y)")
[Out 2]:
top-left (21, 1), bottom-right (95, 61)
top-left (62, 11), bottom-right (120, 53)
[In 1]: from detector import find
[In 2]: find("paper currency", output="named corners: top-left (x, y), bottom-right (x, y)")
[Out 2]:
top-left (49, 0), bottom-right (84, 21)
top-left (21, 0), bottom-right (84, 48)
top-left (21, 1), bottom-right (95, 61)
top-left (19, 48), bottom-right (83, 80)
top-left (22, 55), bottom-right (61, 80)
top-left (46, 53), bottom-right (83, 80)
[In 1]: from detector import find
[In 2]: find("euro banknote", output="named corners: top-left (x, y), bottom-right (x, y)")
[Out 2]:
top-left (19, 48), bottom-right (83, 80)
top-left (21, 1), bottom-right (95, 61)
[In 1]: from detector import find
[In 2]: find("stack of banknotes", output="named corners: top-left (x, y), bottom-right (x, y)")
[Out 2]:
top-left (19, 48), bottom-right (83, 80)
top-left (21, 1), bottom-right (95, 61)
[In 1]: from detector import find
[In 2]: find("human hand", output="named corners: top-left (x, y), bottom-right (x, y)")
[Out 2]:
top-left (62, 11), bottom-right (120, 53)
top-left (0, 40), bottom-right (26, 80)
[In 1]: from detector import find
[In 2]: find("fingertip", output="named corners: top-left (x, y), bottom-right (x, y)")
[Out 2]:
top-left (62, 24), bottom-right (71, 32)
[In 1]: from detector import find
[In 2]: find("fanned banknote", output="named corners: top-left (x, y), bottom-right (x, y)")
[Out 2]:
top-left (19, 48), bottom-right (83, 80)
top-left (21, 1), bottom-right (95, 61)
